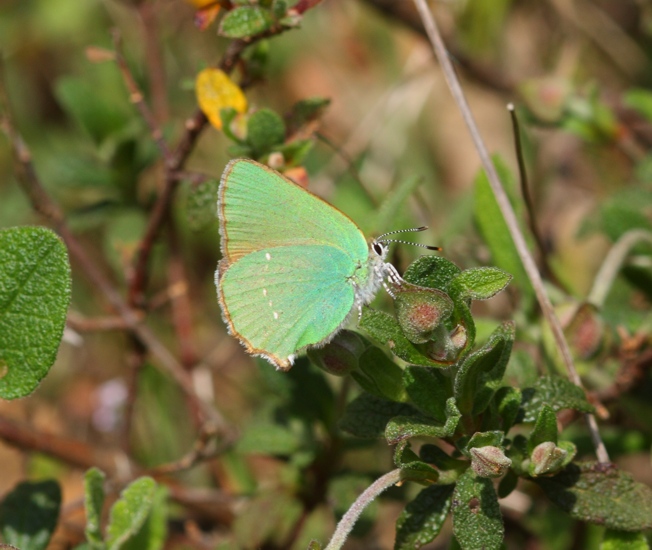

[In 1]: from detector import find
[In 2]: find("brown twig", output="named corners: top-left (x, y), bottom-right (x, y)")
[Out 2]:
top-left (507, 103), bottom-right (560, 286)
top-left (411, 0), bottom-right (609, 463)
top-left (0, 415), bottom-right (134, 478)
top-left (146, 423), bottom-right (231, 477)
top-left (66, 312), bottom-right (137, 332)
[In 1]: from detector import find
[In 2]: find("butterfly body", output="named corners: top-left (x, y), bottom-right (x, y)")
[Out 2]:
top-left (216, 158), bottom-right (392, 370)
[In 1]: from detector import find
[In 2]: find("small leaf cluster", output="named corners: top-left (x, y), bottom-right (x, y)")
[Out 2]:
top-left (219, 97), bottom-right (330, 167)
top-left (218, 0), bottom-right (300, 39)
top-left (310, 256), bottom-right (652, 549)
top-left (0, 469), bottom-right (166, 550)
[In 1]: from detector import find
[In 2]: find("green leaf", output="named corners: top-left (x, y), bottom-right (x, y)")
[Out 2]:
top-left (473, 155), bottom-right (530, 295)
top-left (352, 347), bottom-right (407, 402)
top-left (454, 322), bottom-right (515, 416)
top-left (121, 485), bottom-right (167, 550)
top-left (277, 139), bottom-right (314, 167)
top-left (0, 480), bottom-right (61, 550)
top-left (505, 434), bottom-right (528, 477)
top-left (236, 420), bottom-right (303, 456)
top-left (185, 178), bottom-right (220, 231)
top-left (219, 6), bottom-right (275, 38)
top-left (403, 256), bottom-right (462, 292)
top-left (404, 366), bottom-right (450, 423)
top-left (528, 404), bottom-right (558, 453)
top-left (491, 386), bottom-right (522, 432)
top-left (339, 392), bottom-right (420, 439)
top-left (449, 267), bottom-right (512, 301)
top-left (219, 107), bottom-right (245, 144)
top-left (106, 477), bottom-right (157, 550)
top-left (385, 397), bottom-right (460, 445)
top-left (521, 375), bottom-right (594, 423)
top-left (359, 308), bottom-right (444, 367)
top-left (394, 484), bottom-right (454, 550)
top-left (451, 468), bottom-right (504, 550)
top-left (535, 462), bottom-right (652, 531)
top-left (0, 227), bottom-right (72, 399)
top-left (247, 108), bottom-right (286, 156)
top-left (419, 444), bottom-right (467, 473)
top-left (286, 97), bottom-right (330, 134)
top-left (84, 468), bottom-right (106, 549)
top-left (601, 529), bottom-right (650, 550)
top-left (394, 441), bottom-right (439, 485)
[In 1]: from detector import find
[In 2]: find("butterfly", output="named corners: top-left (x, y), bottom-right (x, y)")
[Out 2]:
top-left (215, 158), bottom-right (437, 370)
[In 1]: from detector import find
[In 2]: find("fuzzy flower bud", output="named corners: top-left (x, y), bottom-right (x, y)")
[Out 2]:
top-left (469, 446), bottom-right (512, 478)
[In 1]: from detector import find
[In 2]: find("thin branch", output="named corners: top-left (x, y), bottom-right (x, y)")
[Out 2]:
top-left (587, 229), bottom-right (652, 308)
top-left (411, 0), bottom-right (609, 464)
top-left (146, 424), bottom-right (233, 477)
top-left (0, 415), bottom-right (134, 478)
top-left (325, 469), bottom-right (402, 550)
top-left (67, 312), bottom-right (137, 332)
top-left (507, 104), bottom-right (554, 275)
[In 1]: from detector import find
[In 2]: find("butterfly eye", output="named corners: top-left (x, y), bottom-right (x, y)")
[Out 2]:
top-left (372, 242), bottom-right (385, 256)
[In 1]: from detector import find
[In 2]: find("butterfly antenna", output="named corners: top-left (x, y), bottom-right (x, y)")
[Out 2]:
top-left (377, 226), bottom-right (442, 251)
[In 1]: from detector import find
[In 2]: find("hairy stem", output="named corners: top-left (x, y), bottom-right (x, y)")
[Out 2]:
top-left (325, 469), bottom-right (402, 550)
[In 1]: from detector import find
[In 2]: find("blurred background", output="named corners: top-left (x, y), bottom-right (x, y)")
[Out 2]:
top-left (0, 0), bottom-right (651, 548)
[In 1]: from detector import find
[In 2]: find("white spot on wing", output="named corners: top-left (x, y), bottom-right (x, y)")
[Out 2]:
top-left (265, 252), bottom-right (271, 261)
top-left (273, 311), bottom-right (279, 320)
top-left (263, 288), bottom-right (267, 297)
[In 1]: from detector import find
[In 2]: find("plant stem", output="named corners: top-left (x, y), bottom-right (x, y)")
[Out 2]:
top-left (324, 469), bottom-right (402, 550)
top-left (588, 229), bottom-right (652, 308)
top-left (411, 0), bottom-right (609, 463)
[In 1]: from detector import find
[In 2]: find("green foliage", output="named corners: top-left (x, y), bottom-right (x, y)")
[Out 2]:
top-left (535, 463), bottom-right (652, 532)
top-left (84, 468), bottom-right (106, 549)
top-left (473, 156), bottom-right (530, 296)
top-left (521, 375), bottom-right (595, 423)
top-left (106, 477), bottom-right (158, 550)
top-left (601, 529), bottom-right (650, 550)
top-left (0, 226), bottom-right (71, 399)
top-left (219, 6), bottom-right (276, 39)
top-left (185, 178), bottom-right (220, 232)
top-left (451, 469), bottom-right (504, 550)
top-left (0, 480), bottom-right (61, 550)
top-left (394, 484), bottom-right (454, 549)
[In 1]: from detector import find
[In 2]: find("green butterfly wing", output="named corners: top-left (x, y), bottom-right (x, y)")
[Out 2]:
top-left (217, 159), bottom-right (373, 369)
top-left (218, 159), bottom-right (368, 264)
top-left (217, 244), bottom-right (356, 370)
